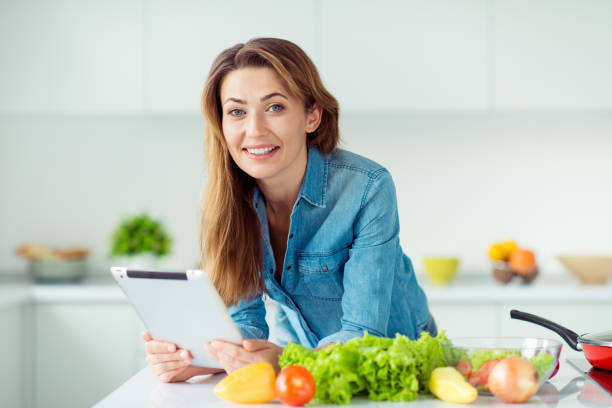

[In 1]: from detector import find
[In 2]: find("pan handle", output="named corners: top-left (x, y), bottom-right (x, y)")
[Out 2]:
top-left (510, 309), bottom-right (582, 351)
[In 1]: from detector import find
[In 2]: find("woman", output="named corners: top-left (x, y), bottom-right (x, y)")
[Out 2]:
top-left (142, 38), bottom-right (437, 383)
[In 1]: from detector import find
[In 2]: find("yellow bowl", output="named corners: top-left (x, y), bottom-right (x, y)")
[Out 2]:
top-left (423, 257), bottom-right (459, 285)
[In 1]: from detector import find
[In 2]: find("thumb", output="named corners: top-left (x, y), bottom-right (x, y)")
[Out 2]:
top-left (242, 339), bottom-right (269, 352)
top-left (141, 331), bottom-right (153, 342)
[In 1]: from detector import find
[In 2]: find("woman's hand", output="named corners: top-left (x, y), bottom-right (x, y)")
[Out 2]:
top-left (142, 331), bottom-right (218, 382)
top-left (204, 339), bottom-right (283, 374)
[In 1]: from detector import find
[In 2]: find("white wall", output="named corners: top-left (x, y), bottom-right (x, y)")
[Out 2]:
top-left (2, 112), bottom-right (611, 276)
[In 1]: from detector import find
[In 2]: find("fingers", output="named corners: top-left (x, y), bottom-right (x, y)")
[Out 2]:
top-left (146, 349), bottom-right (192, 366)
top-left (146, 349), bottom-right (193, 383)
top-left (150, 360), bottom-right (191, 376)
top-left (242, 339), bottom-right (270, 352)
top-left (141, 331), bottom-right (153, 342)
top-left (157, 366), bottom-right (187, 383)
top-left (146, 339), bottom-right (178, 354)
top-left (204, 340), bottom-right (259, 373)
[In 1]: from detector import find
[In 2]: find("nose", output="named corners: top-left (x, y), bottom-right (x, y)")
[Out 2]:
top-left (245, 111), bottom-right (266, 138)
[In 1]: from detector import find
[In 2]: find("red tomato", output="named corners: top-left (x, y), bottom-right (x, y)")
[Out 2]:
top-left (468, 359), bottom-right (500, 387)
top-left (275, 365), bottom-right (316, 406)
top-left (456, 360), bottom-right (473, 376)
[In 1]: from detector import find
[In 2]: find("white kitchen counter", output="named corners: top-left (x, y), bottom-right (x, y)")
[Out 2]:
top-left (94, 358), bottom-right (611, 407)
top-left (1, 272), bottom-right (610, 309)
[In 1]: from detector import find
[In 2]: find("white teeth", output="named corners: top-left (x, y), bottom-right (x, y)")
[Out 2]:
top-left (246, 147), bottom-right (276, 155)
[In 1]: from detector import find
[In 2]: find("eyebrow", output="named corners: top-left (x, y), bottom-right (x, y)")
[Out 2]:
top-left (223, 92), bottom-right (288, 105)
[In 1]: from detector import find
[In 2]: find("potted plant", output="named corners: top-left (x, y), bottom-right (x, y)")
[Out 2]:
top-left (109, 213), bottom-right (172, 268)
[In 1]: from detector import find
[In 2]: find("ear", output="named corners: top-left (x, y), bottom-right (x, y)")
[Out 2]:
top-left (305, 103), bottom-right (323, 134)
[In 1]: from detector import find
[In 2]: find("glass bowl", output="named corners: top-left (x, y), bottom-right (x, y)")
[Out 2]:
top-left (442, 337), bottom-right (563, 395)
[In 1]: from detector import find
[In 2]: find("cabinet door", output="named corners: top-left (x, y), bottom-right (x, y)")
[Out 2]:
top-left (318, 0), bottom-right (488, 112)
top-left (494, 0), bottom-right (612, 109)
top-left (33, 303), bottom-right (142, 408)
top-left (0, 305), bottom-right (24, 408)
top-left (149, 0), bottom-right (317, 113)
top-left (0, 0), bottom-right (144, 114)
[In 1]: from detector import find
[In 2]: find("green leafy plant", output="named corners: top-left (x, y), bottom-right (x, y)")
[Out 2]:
top-left (109, 213), bottom-right (172, 258)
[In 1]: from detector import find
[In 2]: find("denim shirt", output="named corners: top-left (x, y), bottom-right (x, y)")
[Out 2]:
top-left (228, 147), bottom-right (437, 348)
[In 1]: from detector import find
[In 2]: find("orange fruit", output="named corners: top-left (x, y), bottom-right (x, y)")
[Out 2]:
top-left (509, 249), bottom-right (536, 275)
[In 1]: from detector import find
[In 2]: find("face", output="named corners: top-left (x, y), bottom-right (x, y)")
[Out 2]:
top-left (219, 67), bottom-right (321, 186)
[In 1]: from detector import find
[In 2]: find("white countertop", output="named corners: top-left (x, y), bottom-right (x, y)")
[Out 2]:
top-left (1, 272), bottom-right (611, 309)
top-left (94, 358), bottom-right (611, 408)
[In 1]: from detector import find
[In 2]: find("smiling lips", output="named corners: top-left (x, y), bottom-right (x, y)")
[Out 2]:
top-left (243, 145), bottom-right (279, 159)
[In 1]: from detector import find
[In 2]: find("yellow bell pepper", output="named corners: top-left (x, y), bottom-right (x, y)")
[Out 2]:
top-left (429, 366), bottom-right (478, 404)
top-left (213, 362), bottom-right (276, 404)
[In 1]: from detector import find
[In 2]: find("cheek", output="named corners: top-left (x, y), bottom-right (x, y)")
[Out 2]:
top-left (222, 123), bottom-right (241, 151)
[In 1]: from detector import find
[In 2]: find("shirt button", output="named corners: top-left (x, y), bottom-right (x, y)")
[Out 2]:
top-left (287, 265), bottom-right (292, 271)
top-left (322, 265), bottom-right (328, 271)
top-left (269, 268), bottom-right (274, 274)
top-left (289, 233), bottom-right (294, 239)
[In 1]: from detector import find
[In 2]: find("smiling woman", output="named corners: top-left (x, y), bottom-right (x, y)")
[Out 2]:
top-left (140, 37), bottom-right (437, 382)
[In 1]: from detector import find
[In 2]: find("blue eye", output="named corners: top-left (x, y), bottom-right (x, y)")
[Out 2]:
top-left (229, 109), bottom-right (245, 116)
top-left (268, 104), bottom-right (284, 113)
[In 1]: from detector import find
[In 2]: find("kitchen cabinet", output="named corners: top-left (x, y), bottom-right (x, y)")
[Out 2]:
top-left (0, 304), bottom-right (25, 408)
top-left (494, 0), bottom-right (612, 109)
top-left (32, 303), bottom-right (145, 408)
top-left (0, 0), bottom-right (144, 114)
top-left (148, 0), bottom-right (317, 113)
top-left (317, 0), bottom-right (489, 112)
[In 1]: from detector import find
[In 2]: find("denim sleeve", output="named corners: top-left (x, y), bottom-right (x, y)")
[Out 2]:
top-left (228, 294), bottom-right (269, 340)
top-left (317, 170), bottom-right (403, 348)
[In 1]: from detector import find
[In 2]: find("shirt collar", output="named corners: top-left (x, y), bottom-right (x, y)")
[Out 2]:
top-left (299, 147), bottom-right (328, 208)
top-left (252, 146), bottom-right (328, 208)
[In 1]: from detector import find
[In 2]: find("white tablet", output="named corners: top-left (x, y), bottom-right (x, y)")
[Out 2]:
top-left (110, 267), bottom-right (243, 369)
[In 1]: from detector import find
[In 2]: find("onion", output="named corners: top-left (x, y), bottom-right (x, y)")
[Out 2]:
top-left (488, 356), bottom-right (540, 403)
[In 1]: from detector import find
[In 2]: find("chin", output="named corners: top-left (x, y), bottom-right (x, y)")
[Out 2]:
top-left (239, 164), bottom-right (280, 181)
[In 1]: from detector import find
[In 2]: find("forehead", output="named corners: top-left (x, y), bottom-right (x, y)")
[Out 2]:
top-left (220, 67), bottom-right (291, 101)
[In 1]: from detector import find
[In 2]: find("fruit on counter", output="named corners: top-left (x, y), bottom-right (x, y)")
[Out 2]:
top-left (501, 240), bottom-right (518, 256)
top-left (509, 248), bottom-right (536, 275)
top-left (488, 240), bottom-right (518, 262)
top-left (488, 356), bottom-right (539, 403)
top-left (488, 240), bottom-right (538, 284)
top-left (213, 362), bottom-right (276, 404)
top-left (429, 367), bottom-right (478, 404)
top-left (488, 243), bottom-right (508, 261)
top-left (275, 365), bottom-right (316, 406)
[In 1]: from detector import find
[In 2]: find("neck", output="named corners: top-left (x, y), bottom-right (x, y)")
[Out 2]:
top-left (257, 153), bottom-right (307, 216)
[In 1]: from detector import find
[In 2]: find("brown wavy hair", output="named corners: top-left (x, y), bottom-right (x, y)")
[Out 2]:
top-left (200, 38), bottom-right (340, 306)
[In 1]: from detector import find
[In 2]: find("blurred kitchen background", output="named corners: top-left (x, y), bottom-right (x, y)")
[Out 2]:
top-left (1, 1), bottom-right (611, 407)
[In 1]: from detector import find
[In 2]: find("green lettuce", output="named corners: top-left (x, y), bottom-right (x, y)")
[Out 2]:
top-left (530, 353), bottom-right (555, 378)
top-left (278, 331), bottom-right (449, 405)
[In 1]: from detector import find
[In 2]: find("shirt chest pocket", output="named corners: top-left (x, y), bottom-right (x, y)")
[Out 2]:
top-left (295, 249), bottom-right (348, 301)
